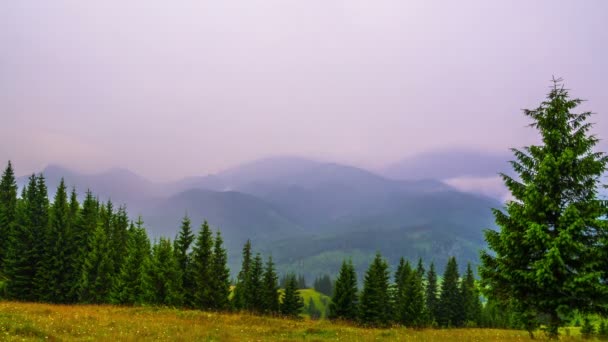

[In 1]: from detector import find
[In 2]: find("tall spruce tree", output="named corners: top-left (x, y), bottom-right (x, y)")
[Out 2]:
top-left (233, 239), bottom-right (252, 310)
top-left (438, 257), bottom-right (463, 327)
top-left (261, 255), bottom-right (280, 314)
top-left (79, 222), bottom-right (114, 303)
top-left (174, 214), bottom-right (195, 306)
top-left (461, 263), bottom-right (482, 326)
top-left (402, 269), bottom-right (427, 328)
top-left (329, 259), bottom-right (358, 321)
top-left (30, 174), bottom-right (50, 301)
top-left (0, 161), bottom-right (18, 269)
top-left (191, 221), bottom-right (213, 309)
top-left (143, 237), bottom-right (182, 306)
top-left (248, 253), bottom-right (264, 312)
top-left (111, 218), bottom-right (151, 305)
top-left (359, 253), bottom-right (391, 327)
top-left (281, 273), bottom-right (304, 318)
top-left (425, 262), bottom-right (439, 325)
top-left (110, 205), bottom-right (130, 276)
top-left (209, 230), bottom-right (230, 310)
top-left (69, 190), bottom-right (98, 300)
top-left (480, 80), bottom-right (608, 338)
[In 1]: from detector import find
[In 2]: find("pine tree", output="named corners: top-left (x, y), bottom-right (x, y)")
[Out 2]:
top-left (191, 221), bottom-right (213, 309)
top-left (359, 253), bottom-right (391, 327)
top-left (313, 274), bottom-right (333, 296)
top-left (416, 258), bottom-right (425, 278)
top-left (30, 174), bottom-right (50, 301)
top-left (174, 214), bottom-right (195, 306)
top-left (281, 273), bottom-right (303, 318)
top-left (209, 230), bottom-right (230, 310)
top-left (0, 161), bottom-right (18, 269)
top-left (233, 239), bottom-right (252, 310)
top-left (480, 80), bottom-right (608, 338)
top-left (402, 269), bottom-right (427, 328)
top-left (110, 205), bottom-right (130, 275)
top-left (438, 257), bottom-right (463, 327)
top-left (143, 238), bottom-right (182, 306)
top-left (248, 253), bottom-right (264, 312)
top-left (297, 274), bottom-right (307, 289)
top-left (394, 257), bottom-right (412, 324)
top-left (79, 222), bottom-right (114, 303)
top-left (37, 179), bottom-right (73, 303)
top-left (425, 262), bottom-right (439, 325)
top-left (261, 255), bottom-right (280, 314)
top-left (461, 263), bottom-right (482, 327)
top-left (111, 218), bottom-right (151, 305)
top-left (68, 190), bottom-right (98, 301)
top-left (306, 298), bottom-right (322, 319)
top-left (329, 259), bottom-right (358, 321)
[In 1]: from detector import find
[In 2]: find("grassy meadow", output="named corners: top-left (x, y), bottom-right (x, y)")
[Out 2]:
top-left (0, 301), bottom-right (591, 341)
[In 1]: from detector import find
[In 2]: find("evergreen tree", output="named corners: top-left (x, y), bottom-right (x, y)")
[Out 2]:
top-left (480, 80), bottom-right (608, 338)
top-left (143, 238), bottom-right (182, 306)
top-left (581, 317), bottom-right (596, 339)
top-left (394, 257), bottom-right (412, 324)
top-left (281, 273), bottom-right (303, 318)
top-left (416, 258), bottom-right (425, 278)
top-left (174, 214), bottom-right (195, 306)
top-left (209, 230), bottom-right (230, 310)
top-left (248, 253), bottom-right (264, 312)
top-left (191, 221), bottom-right (213, 309)
top-left (232, 239), bottom-right (252, 310)
top-left (313, 274), bottom-right (333, 296)
top-left (261, 255), bottom-right (280, 314)
top-left (438, 257), bottom-right (463, 327)
top-left (37, 179), bottom-right (72, 303)
top-left (110, 205), bottom-right (130, 275)
top-left (461, 263), bottom-right (482, 326)
top-left (425, 262), bottom-right (439, 325)
top-left (329, 259), bottom-right (358, 321)
top-left (297, 274), bottom-right (307, 289)
top-left (306, 298), bottom-right (322, 319)
top-left (359, 253), bottom-right (391, 327)
top-left (69, 190), bottom-right (98, 300)
top-left (0, 161), bottom-right (18, 269)
top-left (111, 218), bottom-right (151, 305)
top-left (79, 222), bottom-right (114, 303)
top-left (402, 269), bottom-right (427, 328)
top-left (30, 174), bottom-right (50, 301)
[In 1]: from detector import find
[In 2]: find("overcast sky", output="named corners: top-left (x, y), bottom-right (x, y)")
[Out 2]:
top-left (2, 0), bottom-right (607, 181)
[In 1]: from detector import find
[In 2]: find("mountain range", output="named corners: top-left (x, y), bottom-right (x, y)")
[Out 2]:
top-left (17, 150), bottom-right (510, 279)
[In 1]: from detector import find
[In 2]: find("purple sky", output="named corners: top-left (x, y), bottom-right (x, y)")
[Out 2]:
top-left (2, 0), bottom-right (607, 181)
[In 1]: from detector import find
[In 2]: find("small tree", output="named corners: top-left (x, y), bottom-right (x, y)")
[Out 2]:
top-left (425, 262), bottom-right (439, 325)
top-left (329, 259), bottom-right (358, 321)
top-left (359, 252), bottom-right (391, 327)
top-left (261, 256), bottom-right (280, 314)
top-left (480, 79), bottom-right (608, 338)
top-left (281, 273), bottom-right (303, 318)
top-left (437, 257), bottom-right (462, 327)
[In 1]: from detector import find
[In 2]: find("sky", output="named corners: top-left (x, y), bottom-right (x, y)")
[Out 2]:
top-left (1, 0), bottom-right (608, 181)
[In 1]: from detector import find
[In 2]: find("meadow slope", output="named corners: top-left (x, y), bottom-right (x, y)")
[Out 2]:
top-left (0, 301), bottom-right (587, 341)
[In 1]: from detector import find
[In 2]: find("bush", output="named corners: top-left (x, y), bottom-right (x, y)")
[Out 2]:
top-left (598, 320), bottom-right (608, 340)
top-left (581, 317), bottom-right (595, 339)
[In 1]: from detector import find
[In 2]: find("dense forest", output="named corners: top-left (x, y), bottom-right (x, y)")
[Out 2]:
top-left (0, 163), bottom-right (512, 327)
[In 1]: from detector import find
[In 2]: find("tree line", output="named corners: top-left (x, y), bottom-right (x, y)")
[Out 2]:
top-left (0, 162), bottom-right (507, 327)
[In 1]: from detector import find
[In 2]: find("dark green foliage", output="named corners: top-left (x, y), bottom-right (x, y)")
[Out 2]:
top-left (394, 257), bottom-right (412, 324)
top-left (232, 239), bottom-right (252, 310)
top-left (281, 273), bottom-right (303, 318)
top-left (248, 253), bottom-right (264, 312)
top-left (297, 274), bottom-right (307, 289)
top-left (359, 253), bottom-right (391, 327)
top-left (480, 80), bottom-right (608, 338)
top-left (79, 222), bottom-right (114, 303)
top-left (174, 214), bottom-right (195, 306)
top-left (37, 179), bottom-right (75, 303)
top-left (461, 263), bottom-right (482, 326)
top-left (144, 237), bottom-right (182, 306)
top-left (0, 161), bottom-right (18, 268)
top-left (313, 274), bottom-right (333, 297)
top-left (401, 267), bottom-right (427, 328)
top-left (111, 218), bottom-right (151, 305)
top-left (416, 258), bottom-right (425, 278)
top-left (261, 256), bottom-right (280, 314)
top-left (68, 190), bottom-right (98, 301)
top-left (581, 317), bottom-right (595, 339)
top-left (110, 206), bottom-right (130, 276)
top-left (209, 230), bottom-right (230, 310)
top-left (191, 221), bottom-right (213, 309)
top-left (438, 257), bottom-right (462, 327)
top-left (598, 320), bottom-right (608, 339)
top-left (329, 259), bottom-right (358, 321)
top-left (425, 262), bottom-right (439, 325)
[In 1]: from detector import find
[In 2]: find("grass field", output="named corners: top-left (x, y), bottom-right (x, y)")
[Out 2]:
top-left (0, 301), bottom-right (590, 341)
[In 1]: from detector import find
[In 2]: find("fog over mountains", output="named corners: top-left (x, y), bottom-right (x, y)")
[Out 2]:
top-left (17, 149), bottom-right (514, 278)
